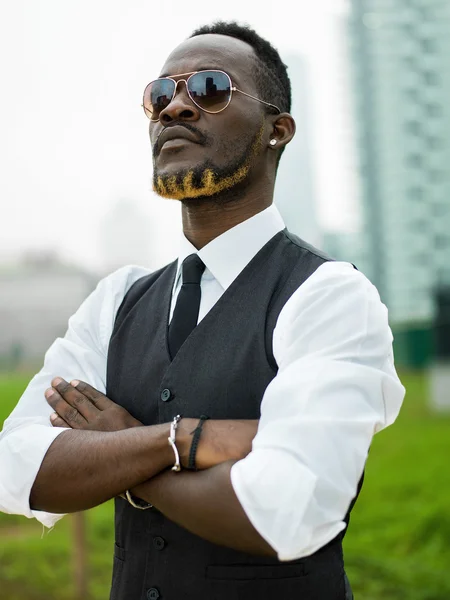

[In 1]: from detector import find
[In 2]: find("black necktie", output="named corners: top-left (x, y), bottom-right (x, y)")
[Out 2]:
top-left (168, 254), bottom-right (206, 359)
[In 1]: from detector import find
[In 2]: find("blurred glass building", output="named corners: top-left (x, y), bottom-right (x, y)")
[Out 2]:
top-left (347, 0), bottom-right (450, 368)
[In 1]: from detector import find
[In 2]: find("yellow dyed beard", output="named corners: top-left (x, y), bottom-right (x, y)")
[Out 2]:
top-left (154, 164), bottom-right (250, 200)
top-left (153, 125), bottom-right (264, 201)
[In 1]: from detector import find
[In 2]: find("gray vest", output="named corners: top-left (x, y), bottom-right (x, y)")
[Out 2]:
top-left (106, 230), bottom-right (355, 600)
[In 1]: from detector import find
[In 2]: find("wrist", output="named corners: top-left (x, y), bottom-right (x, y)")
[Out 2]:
top-left (130, 424), bottom-right (175, 478)
top-left (123, 419), bottom-right (185, 508)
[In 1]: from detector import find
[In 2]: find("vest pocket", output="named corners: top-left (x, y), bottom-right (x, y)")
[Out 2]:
top-left (206, 562), bottom-right (307, 581)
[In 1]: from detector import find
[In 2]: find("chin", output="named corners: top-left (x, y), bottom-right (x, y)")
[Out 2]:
top-left (154, 159), bottom-right (201, 180)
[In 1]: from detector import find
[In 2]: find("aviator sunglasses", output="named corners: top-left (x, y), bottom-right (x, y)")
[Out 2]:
top-left (142, 69), bottom-right (281, 121)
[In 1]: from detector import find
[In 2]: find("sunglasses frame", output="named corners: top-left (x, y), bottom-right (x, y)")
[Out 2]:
top-left (142, 69), bottom-right (281, 121)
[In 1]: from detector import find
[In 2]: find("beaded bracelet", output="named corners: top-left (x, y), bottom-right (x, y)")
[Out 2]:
top-left (188, 415), bottom-right (210, 470)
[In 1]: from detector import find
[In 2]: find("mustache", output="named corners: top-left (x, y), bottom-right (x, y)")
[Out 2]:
top-left (153, 123), bottom-right (211, 159)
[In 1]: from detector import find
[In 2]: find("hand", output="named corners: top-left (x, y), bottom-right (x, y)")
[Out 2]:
top-left (45, 378), bottom-right (143, 431)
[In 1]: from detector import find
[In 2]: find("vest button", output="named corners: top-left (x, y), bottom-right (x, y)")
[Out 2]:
top-left (160, 388), bottom-right (172, 402)
top-left (153, 536), bottom-right (166, 551)
top-left (147, 588), bottom-right (160, 600)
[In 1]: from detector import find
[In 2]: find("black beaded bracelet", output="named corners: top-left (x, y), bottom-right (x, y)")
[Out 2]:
top-left (188, 415), bottom-right (210, 471)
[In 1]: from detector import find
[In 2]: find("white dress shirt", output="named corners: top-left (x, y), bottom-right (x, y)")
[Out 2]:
top-left (0, 204), bottom-right (405, 560)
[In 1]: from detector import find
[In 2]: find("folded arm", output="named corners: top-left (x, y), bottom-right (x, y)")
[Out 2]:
top-left (29, 421), bottom-right (175, 514)
top-left (31, 377), bottom-right (257, 514)
top-left (132, 461), bottom-right (275, 556)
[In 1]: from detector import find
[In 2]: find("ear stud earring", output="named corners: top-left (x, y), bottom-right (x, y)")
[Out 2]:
top-left (269, 139), bottom-right (277, 146)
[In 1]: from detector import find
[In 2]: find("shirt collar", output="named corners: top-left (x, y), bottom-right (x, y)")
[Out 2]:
top-left (175, 204), bottom-right (285, 291)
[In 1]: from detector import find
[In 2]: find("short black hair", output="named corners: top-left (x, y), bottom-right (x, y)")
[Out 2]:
top-left (190, 21), bottom-right (291, 115)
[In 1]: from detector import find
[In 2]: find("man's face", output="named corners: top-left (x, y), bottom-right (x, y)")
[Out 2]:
top-left (149, 34), bottom-right (270, 202)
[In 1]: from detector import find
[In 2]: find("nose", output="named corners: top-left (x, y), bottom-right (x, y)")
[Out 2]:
top-left (158, 80), bottom-right (201, 124)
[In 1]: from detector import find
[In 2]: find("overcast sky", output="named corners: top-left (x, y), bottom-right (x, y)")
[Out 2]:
top-left (0, 0), bottom-right (353, 270)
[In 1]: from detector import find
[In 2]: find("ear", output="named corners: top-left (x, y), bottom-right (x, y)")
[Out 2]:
top-left (267, 113), bottom-right (296, 150)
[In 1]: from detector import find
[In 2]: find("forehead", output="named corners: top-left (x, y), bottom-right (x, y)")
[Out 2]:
top-left (159, 34), bottom-right (257, 83)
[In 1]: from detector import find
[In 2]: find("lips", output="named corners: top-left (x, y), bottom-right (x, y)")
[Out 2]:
top-left (157, 126), bottom-right (200, 154)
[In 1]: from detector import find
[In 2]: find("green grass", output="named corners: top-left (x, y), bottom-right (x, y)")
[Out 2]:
top-left (1, 372), bottom-right (449, 599)
top-left (343, 372), bottom-right (450, 599)
top-left (0, 377), bottom-right (115, 600)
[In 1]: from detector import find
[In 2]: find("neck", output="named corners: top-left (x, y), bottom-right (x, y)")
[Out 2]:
top-left (181, 179), bottom-right (274, 249)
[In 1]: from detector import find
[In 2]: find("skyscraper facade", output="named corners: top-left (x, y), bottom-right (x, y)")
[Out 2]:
top-left (349, 0), bottom-right (450, 365)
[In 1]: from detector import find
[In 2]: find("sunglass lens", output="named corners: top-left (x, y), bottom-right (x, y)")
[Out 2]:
top-left (188, 71), bottom-right (231, 113)
top-left (143, 79), bottom-right (176, 119)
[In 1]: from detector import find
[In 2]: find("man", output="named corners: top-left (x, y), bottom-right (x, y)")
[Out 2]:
top-left (0, 21), bottom-right (404, 600)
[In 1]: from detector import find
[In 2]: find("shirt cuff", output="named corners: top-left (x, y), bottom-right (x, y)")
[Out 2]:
top-left (231, 447), bottom-right (323, 561)
top-left (0, 423), bottom-right (68, 528)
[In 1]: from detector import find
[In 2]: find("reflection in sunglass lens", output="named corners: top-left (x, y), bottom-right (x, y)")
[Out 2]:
top-left (143, 79), bottom-right (176, 119)
top-left (187, 71), bottom-right (231, 113)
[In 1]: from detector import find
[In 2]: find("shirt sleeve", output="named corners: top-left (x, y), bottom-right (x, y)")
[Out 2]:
top-left (230, 261), bottom-right (405, 561)
top-left (0, 265), bottom-right (149, 528)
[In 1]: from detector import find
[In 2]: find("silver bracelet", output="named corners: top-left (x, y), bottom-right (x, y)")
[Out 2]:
top-left (124, 489), bottom-right (153, 510)
top-left (120, 490), bottom-right (152, 510)
top-left (121, 415), bottom-right (182, 507)
top-left (168, 414), bottom-right (182, 472)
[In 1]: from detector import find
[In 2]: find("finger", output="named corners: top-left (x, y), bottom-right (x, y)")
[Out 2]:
top-left (51, 377), bottom-right (100, 420)
top-left (50, 412), bottom-right (71, 428)
top-left (45, 387), bottom-right (88, 429)
top-left (70, 379), bottom-right (113, 410)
